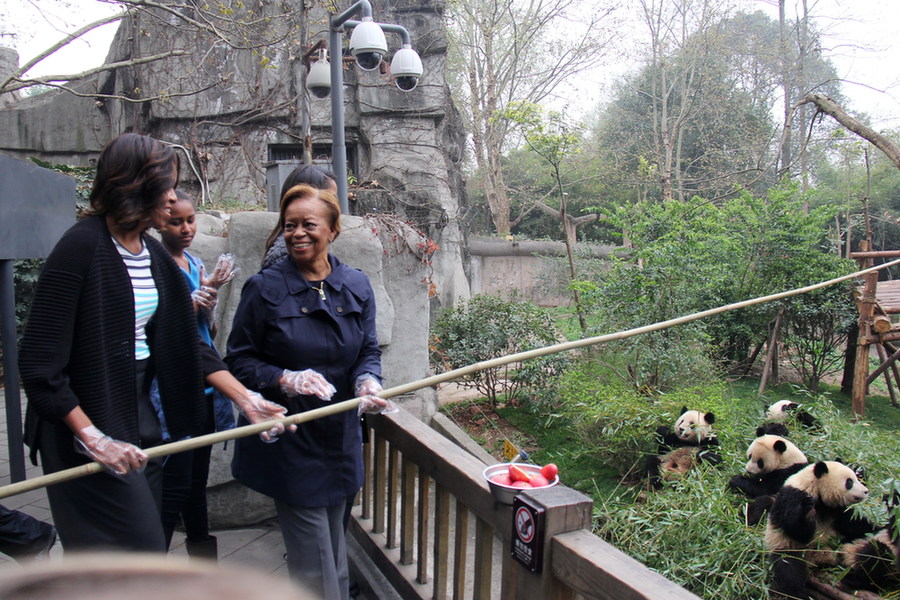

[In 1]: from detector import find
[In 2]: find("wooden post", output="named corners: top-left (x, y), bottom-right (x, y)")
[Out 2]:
top-left (852, 268), bottom-right (878, 417)
top-left (874, 344), bottom-right (897, 406)
top-left (513, 486), bottom-right (593, 600)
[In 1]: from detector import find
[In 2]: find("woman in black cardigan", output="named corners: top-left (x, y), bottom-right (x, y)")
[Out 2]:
top-left (19, 133), bottom-right (291, 553)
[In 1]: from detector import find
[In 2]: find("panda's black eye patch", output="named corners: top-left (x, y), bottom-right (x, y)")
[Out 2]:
top-left (845, 478), bottom-right (853, 490)
top-left (757, 459), bottom-right (764, 469)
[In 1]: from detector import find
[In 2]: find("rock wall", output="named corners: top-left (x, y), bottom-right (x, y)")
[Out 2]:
top-left (0, 0), bottom-right (470, 309)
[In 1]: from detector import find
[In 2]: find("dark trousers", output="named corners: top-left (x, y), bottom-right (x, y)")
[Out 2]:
top-left (161, 443), bottom-right (213, 547)
top-left (0, 504), bottom-right (53, 560)
top-left (276, 499), bottom-right (350, 600)
top-left (39, 358), bottom-right (166, 553)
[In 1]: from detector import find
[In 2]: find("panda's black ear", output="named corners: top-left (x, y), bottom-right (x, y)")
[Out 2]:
top-left (705, 412), bottom-right (715, 424)
top-left (755, 426), bottom-right (765, 437)
top-left (680, 406), bottom-right (689, 415)
top-left (773, 440), bottom-right (787, 453)
top-left (813, 462), bottom-right (829, 478)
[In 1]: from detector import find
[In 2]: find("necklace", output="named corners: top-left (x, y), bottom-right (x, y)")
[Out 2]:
top-left (311, 282), bottom-right (326, 301)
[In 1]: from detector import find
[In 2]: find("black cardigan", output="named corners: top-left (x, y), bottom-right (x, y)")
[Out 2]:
top-left (19, 215), bottom-right (225, 465)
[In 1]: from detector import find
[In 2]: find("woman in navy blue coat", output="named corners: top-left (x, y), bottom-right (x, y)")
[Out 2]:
top-left (225, 184), bottom-right (386, 600)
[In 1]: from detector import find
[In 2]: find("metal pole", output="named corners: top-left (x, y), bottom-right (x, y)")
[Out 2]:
top-left (329, 23), bottom-right (349, 214)
top-left (0, 260), bottom-right (26, 483)
top-left (329, 0), bottom-right (373, 215)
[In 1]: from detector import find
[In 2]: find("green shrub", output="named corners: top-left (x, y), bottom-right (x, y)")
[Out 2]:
top-left (781, 284), bottom-right (856, 391)
top-left (430, 294), bottom-right (565, 407)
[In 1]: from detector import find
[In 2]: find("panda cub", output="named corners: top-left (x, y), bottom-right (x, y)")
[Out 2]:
top-left (730, 433), bottom-right (808, 525)
top-left (767, 399), bottom-right (820, 430)
top-left (653, 407), bottom-right (719, 453)
top-left (839, 490), bottom-right (900, 594)
top-left (766, 461), bottom-right (876, 599)
top-left (647, 407), bottom-right (721, 490)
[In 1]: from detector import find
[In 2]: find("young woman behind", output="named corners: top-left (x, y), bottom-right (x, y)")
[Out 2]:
top-left (153, 189), bottom-right (236, 558)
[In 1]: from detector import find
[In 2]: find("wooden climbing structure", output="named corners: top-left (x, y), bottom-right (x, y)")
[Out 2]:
top-left (849, 242), bottom-right (900, 416)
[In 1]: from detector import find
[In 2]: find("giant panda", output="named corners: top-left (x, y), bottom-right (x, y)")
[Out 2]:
top-left (729, 434), bottom-right (808, 525)
top-left (839, 490), bottom-right (900, 594)
top-left (653, 406), bottom-right (719, 453)
top-left (646, 407), bottom-right (721, 490)
top-left (766, 461), bottom-right (877, 599)
top-left (767, 399), bottom-right (820, 430)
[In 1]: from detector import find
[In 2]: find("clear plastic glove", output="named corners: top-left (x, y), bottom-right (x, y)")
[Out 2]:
top-left (191, 285), bottom-right (217, 313)
top-left (354, 374), bottom-right (398, 415)
top-left (280, 369), bottom-right (336, 400)
top-left (358, 396), bottom-right (399, 416)
top-left (74, 425), bottom-right (148, 475)
top-left (203, 253), bottom-right (236, 289)
top-left (354, 373), bottom-right (383, 397)
top-left (237, 389), bottom-right (295, 443)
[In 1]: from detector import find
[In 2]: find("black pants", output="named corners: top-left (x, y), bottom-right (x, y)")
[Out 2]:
top-left (160, 443), bottom-right (213, 547)
top-left (39, 359), bottom-right (166, 553)
top-left (0, 504), bottom-right (53, 560)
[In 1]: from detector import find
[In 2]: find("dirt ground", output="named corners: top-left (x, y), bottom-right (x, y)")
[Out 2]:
top-left (437, 382), bottom-right (540, 461)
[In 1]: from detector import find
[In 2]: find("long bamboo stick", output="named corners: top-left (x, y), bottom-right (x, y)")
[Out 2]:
top-left (2, 258), bottom-right (898, 500)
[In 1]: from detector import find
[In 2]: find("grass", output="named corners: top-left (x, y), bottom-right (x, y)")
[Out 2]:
top-left (448, 375), bottom-right (900, 599)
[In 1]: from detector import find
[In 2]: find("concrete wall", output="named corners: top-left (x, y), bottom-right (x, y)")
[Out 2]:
top-left (467, 237), bottom-right (618, 307)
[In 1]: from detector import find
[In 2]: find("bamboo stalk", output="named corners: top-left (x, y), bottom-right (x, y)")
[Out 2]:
top-left (2, 257), bottom-right (899, 501)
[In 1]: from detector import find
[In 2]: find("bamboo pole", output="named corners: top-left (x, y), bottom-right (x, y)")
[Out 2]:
top-left (2, 258), bottom-right (899, 501)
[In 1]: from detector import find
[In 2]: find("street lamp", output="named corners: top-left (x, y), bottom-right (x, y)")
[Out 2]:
top-left (307, 0), bottom-right (424, 213)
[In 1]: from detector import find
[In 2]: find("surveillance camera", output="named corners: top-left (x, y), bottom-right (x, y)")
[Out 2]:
top-left (349, 18), bottom-right (387, 71)
top-left (306, 58), bottom-right (331, 98)
top-left (390, 45), bottom-right (423, 92)
top-left (394, 76), bottom-right (419, 92)
top-left (354, 51), bottom-right (383, 72)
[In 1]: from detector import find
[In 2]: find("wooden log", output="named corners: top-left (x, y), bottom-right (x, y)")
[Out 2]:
top-left (875, 344), bottom-right (898, 406)
top-left (873, 314), bottom-right (893, 333)
top-left (866, 344), bottom-right (900, 385)
top-left (849, 250), bottom-right (900, 258)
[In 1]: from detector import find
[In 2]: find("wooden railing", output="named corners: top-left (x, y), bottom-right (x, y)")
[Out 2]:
top-left (350, 409), bottom-right (701, 600)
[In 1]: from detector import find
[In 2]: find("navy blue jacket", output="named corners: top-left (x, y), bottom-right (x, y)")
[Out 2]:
top-left (226, 254), bottom-right (381, 507)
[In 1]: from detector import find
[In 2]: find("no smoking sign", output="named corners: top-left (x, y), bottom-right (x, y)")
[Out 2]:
top-left (511, 496), bottom-right (545, 572)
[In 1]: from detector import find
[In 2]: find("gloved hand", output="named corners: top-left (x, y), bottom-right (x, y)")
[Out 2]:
top-left (191, 286), bottom-right (217, 314)
top-left (203, 253), bottom-right (236, 289)
top-left (74, 425), bottom-right (148, 475)
top-left (281, 369), bottom-right (336, 401)
top-left (354, 374), bottom-right (398, 415)
top-left (358, 396), bottom-right (399, 415)
top-left (354, 373), bottom-right (383, 397)
top-left (237, 389), bottom-right (295, 442)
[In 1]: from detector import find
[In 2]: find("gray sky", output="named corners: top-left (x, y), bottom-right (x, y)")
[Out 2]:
top-left (6, 0), bottom-right (900, 126)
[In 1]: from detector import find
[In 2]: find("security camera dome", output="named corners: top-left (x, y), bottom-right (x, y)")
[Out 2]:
top-left (306, 58), bottom-right (331, 98)
top-left (349, 19), bottom-right (387, 71)
top-left (394, 76), bottom-right (419, 92)
top-left (390, 45), bottom-right (423, 92)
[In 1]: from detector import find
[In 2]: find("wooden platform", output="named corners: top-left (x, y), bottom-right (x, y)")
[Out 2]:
top-left (875, 279), bottom-right (900, 314)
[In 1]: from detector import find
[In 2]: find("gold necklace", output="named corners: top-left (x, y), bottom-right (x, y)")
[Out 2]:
top-left (311, 282), bottom-right (326, 300)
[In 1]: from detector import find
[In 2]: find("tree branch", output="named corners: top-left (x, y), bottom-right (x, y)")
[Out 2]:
top-left (798, 93), bottom-right (900, 169)
top-left (8, 12), bottom-right (126, 84)
top-left (3, 50), bottom-right (191, 94)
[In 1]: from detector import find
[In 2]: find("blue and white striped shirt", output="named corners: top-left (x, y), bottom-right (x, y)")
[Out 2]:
top-left (112, 236), bottom-right (158, 360)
